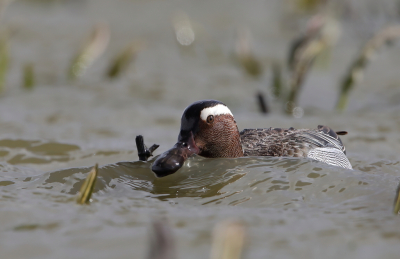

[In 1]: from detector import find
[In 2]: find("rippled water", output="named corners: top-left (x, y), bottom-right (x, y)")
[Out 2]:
top-left (1, 0), bottom-right (400, 258)
top-left (0, 139), bottom-right (399, 258)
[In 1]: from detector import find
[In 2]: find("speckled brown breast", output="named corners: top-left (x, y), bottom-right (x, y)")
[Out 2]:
top-left (195, 114), bottom-right (243, 158)
top-left (240, 125), bottom-right (346, 158)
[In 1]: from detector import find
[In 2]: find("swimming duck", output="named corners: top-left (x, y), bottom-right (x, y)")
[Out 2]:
top-left (152, 100), bottom-right (352, 177)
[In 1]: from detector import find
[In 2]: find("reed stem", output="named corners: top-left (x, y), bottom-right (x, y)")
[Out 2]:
top-left (22, 63), bottom-right (35, 90)
top-left (147, 220), bottom-right (175, 259)
top-left (286, 39), bottom-right (324, 114)
top-left (76, 164), bottom-right (98, 205)
top-left (106, 41), bottom-right (144, 79)
top-left (256, 92), bottom-right (268, 114)
top-left (69, 24), bottom-right (110, 80)
top-left (394, 181), bottom-right (400, 215)
top-left (271, 62), bottom-right (282, 99)
top-left (336, 25), bottom-right (400, 112)
top-left (210, 220), bottom-right (246, 259)
top-left (235, 27), bottom-right (262, 79)
top-left (0, 35), bottom-right (8, 94)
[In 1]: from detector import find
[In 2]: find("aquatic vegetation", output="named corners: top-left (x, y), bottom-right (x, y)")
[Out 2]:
top-left (106, 41), bottom-right (145, 79)
top-left (76, 164), bottom-right (98, 205)
top-left (286, 36), bottom-right (326, 114)
top-left (0, 0), bottom-right (14, 21)
top-left (256, 92), bottom-right (268, 114)
top-left (147, 220), bottom-right (176, 259)
top-left (271, 62), bottom-right (283, 99)
top-left (0, 35), bottom-right (8, 94)
top-left (286, 15), bottom-right (340, 115)
top-left (68, 24), bottom-right (110, 80)
top-left (22, 63), bottom-right (35, 90)
top-left (292, 0), bottom-right (326, 12)
top-left (235, 27), bottom-right (263, 79)
top-left (234, 27), bottom-right (267, 114)
top-left (394, 181), bottom-right (400, 215)
top-left (146, 218), bottom-right (246, 259)
top-left (210, 220), bottom-right (246, 259)
top-left (336, 25), bottom-right (400, 112)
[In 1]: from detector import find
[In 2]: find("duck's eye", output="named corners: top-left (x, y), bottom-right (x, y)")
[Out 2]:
top-left (206, 115), bottom-right (214, 124)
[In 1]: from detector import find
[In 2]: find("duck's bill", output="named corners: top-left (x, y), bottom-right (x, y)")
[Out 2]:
top-left (151, 137), bottom-right (199, 177)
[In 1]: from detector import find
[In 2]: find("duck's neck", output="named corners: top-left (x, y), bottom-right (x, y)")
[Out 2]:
top-left (197, 126), bottom-right (244, 158)
top-left (227, 130), bottom-right (244, 157)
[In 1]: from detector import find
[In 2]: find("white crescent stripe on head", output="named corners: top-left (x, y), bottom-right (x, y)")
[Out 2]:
top-left (200, 104), bottom-right (233, 121)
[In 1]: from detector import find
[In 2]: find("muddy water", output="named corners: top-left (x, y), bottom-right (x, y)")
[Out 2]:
top-left (0, 0), bottom-right (400, 258)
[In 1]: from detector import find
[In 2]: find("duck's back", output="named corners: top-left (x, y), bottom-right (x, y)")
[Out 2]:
top-left (240, 125), bottom-right (352, 169)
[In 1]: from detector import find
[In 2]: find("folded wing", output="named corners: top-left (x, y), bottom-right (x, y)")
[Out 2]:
top-left (240, 125), bottom-right (352, 169)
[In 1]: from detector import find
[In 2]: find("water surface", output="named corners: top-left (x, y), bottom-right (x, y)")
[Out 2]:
top-left (0, 0), bottom-right (400, 258)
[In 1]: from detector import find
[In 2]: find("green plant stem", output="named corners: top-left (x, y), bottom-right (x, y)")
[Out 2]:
top-left (107, 41), bottom-right (144, 79)
top-left (23, 63), bottom-right (35, 90)
top-left (336, 25), bottom-right (400, 112)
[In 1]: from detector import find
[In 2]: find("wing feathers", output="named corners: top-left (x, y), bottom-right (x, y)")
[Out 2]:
top-left (240, 125), bottom-right (351, 168)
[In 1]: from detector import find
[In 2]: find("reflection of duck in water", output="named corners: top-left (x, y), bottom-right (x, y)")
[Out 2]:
top-left (152, 100), bottom-right (352, 177)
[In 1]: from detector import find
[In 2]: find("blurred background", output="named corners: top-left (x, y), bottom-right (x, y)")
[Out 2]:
top-left (0, 0), bottom-right (399, 155)
top-left (0, 0), bottom-right (399, 259)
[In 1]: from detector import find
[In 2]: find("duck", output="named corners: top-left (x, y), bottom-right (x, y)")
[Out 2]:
top-left (152, 100), bottom-right (352, 177)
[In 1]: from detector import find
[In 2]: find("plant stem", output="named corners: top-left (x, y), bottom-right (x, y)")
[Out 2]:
top-left (336, 25), bottom-right (400, 112)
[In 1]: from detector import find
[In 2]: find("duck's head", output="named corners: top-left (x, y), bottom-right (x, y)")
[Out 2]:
top-left (151, 100), bottom-right (243, 177)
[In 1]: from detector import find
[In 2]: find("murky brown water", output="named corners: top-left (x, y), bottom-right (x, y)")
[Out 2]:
top-left (0, 0), bottom-right (400, 258)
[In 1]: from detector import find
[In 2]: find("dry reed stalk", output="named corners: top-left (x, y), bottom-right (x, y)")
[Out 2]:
top-left (0, 0), bottom-right (14, 21)
top-left (76, 164), bottom-right (98, 205)
top-left (394, 181), bottom-right (400, 215)
top-left (106, 41), bottom-right (145, 79)
top-left (69, 23), bottom-right (110, 80)
top-left (147, 220), bottom-right (175, 259)
top-left (210, 220), bottom-right (246, 259)
top-left (0, 35), bottom-right (8, 93)
top-left (271, 62), bottom-right (283, 99)
top-left (0, 0), bottom-right (12, 94)
top-left (336, 25), bottom-right (400, 112)
top-left (256, 91), bottom-right (269, 114)
top-left (294, 0), bottom-right (326, 12)
top-left (235, 27), bottom-right (262, 78)
top-left (286, 38), bottom-right (325, 114)
top-left (286, 15), bottom-right (340, 114)
top-left (22, 63), bottom-right (34, 89)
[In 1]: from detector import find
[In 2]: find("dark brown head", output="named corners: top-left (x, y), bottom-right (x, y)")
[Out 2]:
top-left (152, 100), bottom-right (243, 177)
